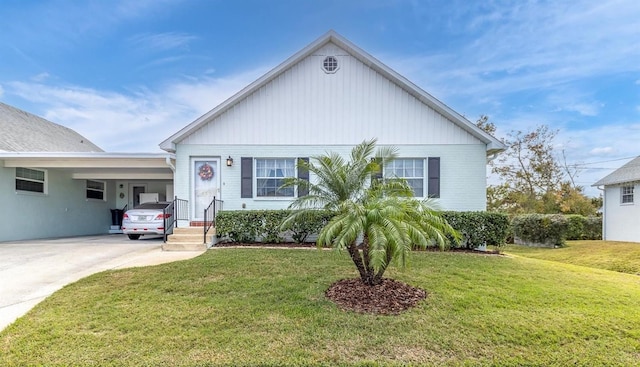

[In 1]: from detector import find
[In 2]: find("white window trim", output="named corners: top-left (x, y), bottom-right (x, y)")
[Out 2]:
top-left (86, 179), bottom-right (107, 201)
top-left (621, 184), bottom-right (634, 205)
top-left (254, 158), bottom-right (296, 199)
top-left (384, 158), bottom-right (426, 198)
top-left (15, 167), bottom-right (48, 195)
top-left (321, 55), bottom-right (339, 74)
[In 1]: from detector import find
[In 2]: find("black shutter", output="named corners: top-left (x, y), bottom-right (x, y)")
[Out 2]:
top-left (241, 157), bottom-right (253, 198)
top-left (427, 157), bottom-right (440, 198)
top-left (297, 157), bottom-right (309, 197)
top-left (371, 157), bottom-right (383, 185)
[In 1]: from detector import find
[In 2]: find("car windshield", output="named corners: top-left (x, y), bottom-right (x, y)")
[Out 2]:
top-left (134, 202), bottom-right (170, 210)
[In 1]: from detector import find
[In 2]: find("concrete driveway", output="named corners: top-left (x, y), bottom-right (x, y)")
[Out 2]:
top-left (0, 234), bottom-right (204, 332)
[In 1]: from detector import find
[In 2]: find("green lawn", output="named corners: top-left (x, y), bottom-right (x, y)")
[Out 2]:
top-left (504, 240), bottom-right (640, 275)
top-left (1, 248), bottom-right (639, 366)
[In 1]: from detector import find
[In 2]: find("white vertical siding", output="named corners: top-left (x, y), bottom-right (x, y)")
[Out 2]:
top-left (181, 42), bottom-right (482, 147)
top-left (603, 184), bottom-right (640, 242)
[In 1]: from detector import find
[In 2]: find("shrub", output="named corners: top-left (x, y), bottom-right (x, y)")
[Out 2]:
top-left (441, 211), bottom-right (510, 249)
top-left (216, 210), bottom-right (333, 243)
top-left (280, 210), bottom-right (334, 243)
top-left (216, 210), bottom-right (287, 243)
top-left (547, 215), bottom-right (603, 241)
top-left (566, 214), bottom-right (585, 240)
top-left (583, 216), bottom-right (602, 240)
top-left (216, 209), bottom-right (510, 248)
top-left (512, 214), bottom-right (568, 247)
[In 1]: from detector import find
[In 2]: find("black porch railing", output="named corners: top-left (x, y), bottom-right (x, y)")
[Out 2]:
top-left (203, 196), bottom-right (223, 244)
top-left (163, 196), bottom-right (189, 243)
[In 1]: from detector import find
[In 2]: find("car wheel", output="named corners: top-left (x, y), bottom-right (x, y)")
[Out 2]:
top-left (127, 234), bottom-right (141, 240)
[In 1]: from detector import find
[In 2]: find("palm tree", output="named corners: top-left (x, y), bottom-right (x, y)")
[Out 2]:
top-left (282, 139), bottom-right (459, 286)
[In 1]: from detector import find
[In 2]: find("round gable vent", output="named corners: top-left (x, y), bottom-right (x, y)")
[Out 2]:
top-left (322, 56), bottom-right (338, 73)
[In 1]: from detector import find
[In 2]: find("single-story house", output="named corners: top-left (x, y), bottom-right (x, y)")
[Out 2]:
top-left (593, 156), bottom-right (640, 242)
top-left (0, 102), bottom-right (174, 242)
top-left (160, 30), bottom-right (505, 225)
top-left (2, 30), bottom-right (505, 243)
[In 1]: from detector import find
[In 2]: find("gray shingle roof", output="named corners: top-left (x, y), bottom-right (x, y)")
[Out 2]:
top-left (592, 156), bottom-right (640, 186)
top-left (0, 102), bottom-right (103, 152)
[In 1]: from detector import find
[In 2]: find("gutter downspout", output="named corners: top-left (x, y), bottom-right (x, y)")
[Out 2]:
top-left (596, 185), bottom-right (605, 240)
top-left (165, 156), bottom-right (176, 172)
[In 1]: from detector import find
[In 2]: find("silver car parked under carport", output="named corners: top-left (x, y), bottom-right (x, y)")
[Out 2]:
top-left (121, 202), bottom-right (173, 240)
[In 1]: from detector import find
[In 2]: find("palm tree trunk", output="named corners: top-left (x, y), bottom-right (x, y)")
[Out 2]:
top-left (361, 236), bottom-right (376, 285)
top-left (346, 243), bottom-right (367, 281)
top-left (372, 250), bottom-right (393, 285)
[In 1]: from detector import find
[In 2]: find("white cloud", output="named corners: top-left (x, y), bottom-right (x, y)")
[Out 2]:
top-left (562, 103), bottom-right (601, 117)
top-left (388, 0), bottom-right (640, 105)
top-left (6, 67), bottom-right (265, 152)
top-left (31, 72), bottom-right (50, 82)
top-left (589, 147), bottom-right (615, 155)
top-left (0, 84), bottom-right (4, 98)
top-left (0, 0), bottom-right (186, 53)
top-left (127, 32), bottom-right (197, 52)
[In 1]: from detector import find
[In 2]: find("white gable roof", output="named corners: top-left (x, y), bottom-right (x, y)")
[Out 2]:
top-left (160, 30), bottom-right (505, 154)
top-left (0, 102), bottom-right (103, 152)
top-left (593, 156), bottom-right (640, 186)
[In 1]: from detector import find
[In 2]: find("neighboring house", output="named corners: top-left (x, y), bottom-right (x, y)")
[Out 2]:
top-left (160, 30), bottom-right (505, 225)
top-left (593, 156), bottom-right (640, 242)
top-left (0, 102), bottom-right (174, 242)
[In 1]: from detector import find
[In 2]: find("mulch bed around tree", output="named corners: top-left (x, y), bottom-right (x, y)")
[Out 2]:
top-left (325, 278), bottom-right (427, 315)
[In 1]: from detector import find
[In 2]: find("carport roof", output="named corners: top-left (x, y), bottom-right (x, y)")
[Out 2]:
top-left (0, 152), bottom-right (174, 180)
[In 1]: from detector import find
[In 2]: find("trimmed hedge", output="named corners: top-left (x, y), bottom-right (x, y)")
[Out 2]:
top-left (216, 209), bottom-right (510, 249)
top-left (441, 211), bottom-right (510, 249)
top-left (216, 210), bottom-right (600, 248)
top-left (566, 215), bottom-right (602, 240)
top-left (509, 214), bottom-right (602, 246)
top-left (216, 210), bottom-right (333, 243)
top-left (512, 214), bottom-right (569, 247)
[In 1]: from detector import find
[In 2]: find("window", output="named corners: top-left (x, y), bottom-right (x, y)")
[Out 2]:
top-left (621, 185), bottom-right (634, 204)
top-left (86, 180), bottom-right (106, 200)
top-left (322, 56), bottom-right (338, 73)
top-left (15, 167), bottom-right (46, 194)
top-left (256, 158), bottom-right (295, 197)
top-left (385, 159), bottom-right (425, 197)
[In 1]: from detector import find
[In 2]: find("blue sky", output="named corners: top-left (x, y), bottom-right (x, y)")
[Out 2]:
top-left (1, 0), bottom-right (639, 196)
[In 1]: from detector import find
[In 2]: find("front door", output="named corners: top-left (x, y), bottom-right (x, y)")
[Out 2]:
top-left (191, 158), bottom-right (220, 221)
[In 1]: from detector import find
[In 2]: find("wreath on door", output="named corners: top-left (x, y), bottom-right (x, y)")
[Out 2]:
top-left (198, 163), bottom-right (214, 181)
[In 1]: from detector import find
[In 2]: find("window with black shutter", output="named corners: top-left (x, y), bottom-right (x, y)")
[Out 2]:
top-left (297, 157), bottom-right (309, 197)
top-left (241, 157), bottom-right (253, 198)
top-left (427, 157), bottom-right (440, 198)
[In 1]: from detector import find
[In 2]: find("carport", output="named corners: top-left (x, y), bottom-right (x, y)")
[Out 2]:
top-left (0, 152), bottom-right (175, 242)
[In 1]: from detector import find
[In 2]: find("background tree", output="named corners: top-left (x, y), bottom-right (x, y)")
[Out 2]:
top-left (477, 117), bottom-right (598, 216)
top-left (281, 139), bottom-right (459, 286)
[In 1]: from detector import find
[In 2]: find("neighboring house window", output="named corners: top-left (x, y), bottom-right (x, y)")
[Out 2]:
top-left (621, 185), bottom-right (634, 204)
top-left (256, 158), bottom-right (295, 197)
top-left (385, 158), bottom-right (425, 197)
top-left (322, 56), bottom-right (338, 73)
top-left (86, 180), bottom-right (106, 201)
top-left (15, 167), bottom-right (47, 194)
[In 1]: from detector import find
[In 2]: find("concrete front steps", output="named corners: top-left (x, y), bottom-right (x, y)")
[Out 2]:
top-left (162, 226), bottom-right (215, 251)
